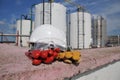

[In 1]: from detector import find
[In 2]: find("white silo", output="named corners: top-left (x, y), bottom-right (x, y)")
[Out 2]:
top-left (16, 20), bottom-right (34, 47)
top-left (70, 11), bottom-right (92, 49)
top-left (92, 16), bottom-right (107, 47)
top-left (34, 2), bottom-right (66, 33)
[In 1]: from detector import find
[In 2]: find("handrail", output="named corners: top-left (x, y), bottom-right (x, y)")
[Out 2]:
top-left (0, 34), bottom-right (30, 37)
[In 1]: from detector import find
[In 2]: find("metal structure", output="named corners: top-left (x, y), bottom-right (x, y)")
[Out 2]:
top-left (16, 19), bottom-right (34, 47)
top-left (92, 16), bottom-right (107, 47)
top-left (70, 12), bottom-right (92, 49)
top-left (34, 2), bottom-right (66, 33)
top-left (0, 32), bottom-right (29, 44)
top-left (66, 9), bottom-right (71, 46)
top-left (30, 4), bottom-right (36, 35)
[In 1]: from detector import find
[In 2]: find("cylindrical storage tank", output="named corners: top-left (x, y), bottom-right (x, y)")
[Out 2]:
top-left (16, 20), bottom-right (34, 47)
top-left (97, 16), bottom-right (107, 47)
top-left (35, 2), bottom-right (66, 33)
top-left (70, 12), bottom-right (92, 49)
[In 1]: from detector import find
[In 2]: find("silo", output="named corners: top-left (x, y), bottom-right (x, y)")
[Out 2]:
top-left (16, 20), bottom-right (34, 47)
top-left (35, 2), bottom-right (66, 33)
top-left (70, 11), bottom-right (92, 49)
top-left (96, 16), bottom-right (107, 47)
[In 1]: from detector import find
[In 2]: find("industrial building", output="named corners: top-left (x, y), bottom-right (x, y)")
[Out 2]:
top-left (15, 1), bottom-right (107, 49)
top-left (107, 35), bottom-right (120, 46)
top-left (1, 1), bottom-right (120, 80)
top-left (34, 2), bottom-right (92, 49)
top-left (92, 16), bottom-right (107, 47)
top-left (16, 2), bottom-right (67, 47)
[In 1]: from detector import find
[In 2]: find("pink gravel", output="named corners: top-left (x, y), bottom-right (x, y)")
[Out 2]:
top-left (0, 43), bottom-right (120, 80)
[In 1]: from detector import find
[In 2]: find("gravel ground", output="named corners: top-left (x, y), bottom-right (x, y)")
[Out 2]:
top-left (0, 43), bottom-right (120, 80)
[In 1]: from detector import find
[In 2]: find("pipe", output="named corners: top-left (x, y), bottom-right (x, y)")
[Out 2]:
top-left (0, 34), bottom-right (30, 37)
top-left (43, 0), bottom-right (45, 24)
top-left (77, 8), bottom-right (80, 49)
top-left (68, 9), bottom-right (71, 46)
top-left (0, 32), bottom-right (3, 43)
top-left (82, 8), bottom-right (85, 49)
top-left (49, 0), bottom-right (52, 24)
top-left (96, 18), bottom-right (98, 46)
top-left (66, 9), bottom-right (70, 46)
top-left (100, 16), bottom-right (102, 47)
top-left (16, 31), bottom-right (19, 46)
top-left (30, 6), bottom-right (33, 35)
top-left (66, 11), bottom-right (68, 46)
top-left (96, 17), bottom-right (99, 47)
top-left (118, 35), bottom-right (119, 46)
top-left (20, 16), bottom-right (22, 47)
top-left (30, 4), bottom-right (36, 35)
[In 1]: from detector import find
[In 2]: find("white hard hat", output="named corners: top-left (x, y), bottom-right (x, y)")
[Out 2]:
top-left (29, 24), bottom-right (66, 48)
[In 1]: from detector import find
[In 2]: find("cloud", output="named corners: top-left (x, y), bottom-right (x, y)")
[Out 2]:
top-left (0, 21), bottom-right (5, 25)
top-left (5, 14), bottom-right (18, 29)
top-left (11, 14), bottom-right (17, 23)
top-left (104, 3), bottom-right (120, 35)
top-left (107, 16), bottom-right (120, 35)
top-left (89, 2), bottom-right (97, 5)
top-left (8, 23), bottom-right (16, 29)
top-left (94, 1), bottom-right (120, 35)
top-left (85, 2), bottom-right (98, 6)
top-left (62, 0), bottom-right (77, 7)
top-left (0, 20), bottom-right (7, 32)
top-left (62, 1), bottom-right (70, 7)
top-left (101, 3), bottom-right (120, 16)
top-left (67, 6), bottom-right (76, 11)
top-left (0, 15), bottom-right (16, 33)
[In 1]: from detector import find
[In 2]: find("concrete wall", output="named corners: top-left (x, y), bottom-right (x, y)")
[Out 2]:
top-left (72, 61), bottom-right (120, 80)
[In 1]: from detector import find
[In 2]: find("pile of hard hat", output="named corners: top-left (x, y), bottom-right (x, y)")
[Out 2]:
top-left (25, 47), bottom-right (60, 65)
top-left (26, 24), bottom-right (81, 65)
top-left (57, 50), bottom-right (81, 64)
top-left (25, 47), bottom-right (81, 65)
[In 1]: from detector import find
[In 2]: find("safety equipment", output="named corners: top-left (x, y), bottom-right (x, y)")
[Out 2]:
top-left (29, 24), bottom-right (66, 48)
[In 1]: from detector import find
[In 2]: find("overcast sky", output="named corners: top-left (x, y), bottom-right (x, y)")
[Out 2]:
top-left (0, 0), bottom-right (120, 36)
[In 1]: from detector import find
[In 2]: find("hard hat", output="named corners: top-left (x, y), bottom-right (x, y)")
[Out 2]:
top-left (29, 24), bottom-right (66, 48)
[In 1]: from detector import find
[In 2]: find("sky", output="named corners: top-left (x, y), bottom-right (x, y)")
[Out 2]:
top-left (0, 0), bottom-right (120, 39)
